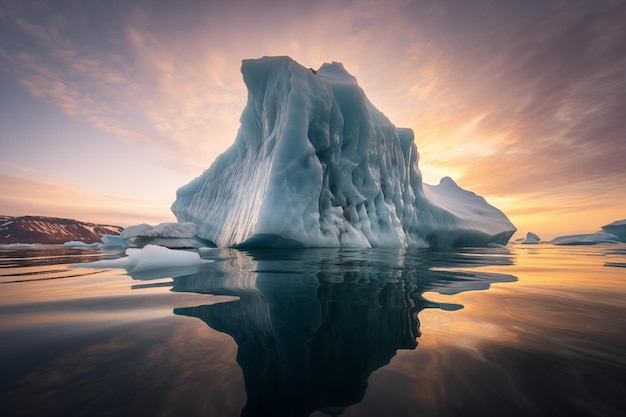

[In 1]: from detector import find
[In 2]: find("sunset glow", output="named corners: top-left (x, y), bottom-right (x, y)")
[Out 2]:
top-left (1, 0), bottom-right (625, 239)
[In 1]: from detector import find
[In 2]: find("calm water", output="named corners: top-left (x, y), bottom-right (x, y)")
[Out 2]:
top-left (0, 244), bottom-right (625, 417)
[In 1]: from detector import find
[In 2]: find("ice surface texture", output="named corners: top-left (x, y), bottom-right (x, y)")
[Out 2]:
top-left (121, 222), bottom-right (197, 239)
top-left (172, 56), bottom-right (516, 248)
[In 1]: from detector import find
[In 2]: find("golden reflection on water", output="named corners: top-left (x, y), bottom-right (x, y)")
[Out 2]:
top-left (413, 244), bottom-right (626, 352)
top-left (0, 266), bottom-right (130, 306)
top-left (1, 243), bottom-right (625, 417)
top-left (334, 244), bottom-right (626, 417)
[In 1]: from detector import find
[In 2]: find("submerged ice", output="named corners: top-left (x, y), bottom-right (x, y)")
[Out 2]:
top-left (172, 56), bottom-right (516, 248)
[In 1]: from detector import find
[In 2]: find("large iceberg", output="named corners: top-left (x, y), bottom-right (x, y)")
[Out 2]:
top-left (172, 56), bottom-right (516, 248)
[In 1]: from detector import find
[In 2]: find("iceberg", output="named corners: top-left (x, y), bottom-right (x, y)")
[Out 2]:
top-left (1, 243), bottom-right (43, 248)
top-left (100, 234), bottom-right (128, 248)
top-left (63, 241), bottom-right (102, 248)
top-left (601, 219), bottom-right (626, 242)
top-left (520, 232), bottom-right (541, 244)
top-left (551, 218), bottom-right (626, 246)
top-left (172, 56), bottom-right (516, 248)
top-left (552, 232), bottom-right (621, 246)
top-left (421, 177), bottom-right (517, 247)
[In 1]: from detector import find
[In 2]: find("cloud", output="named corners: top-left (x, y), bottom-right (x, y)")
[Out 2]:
top-left (0, 0), bottom-right (428, 176)
top-left (408, 1), bottom-right (626, 190)
top-left (0, 174), bottom-right (174, 227)
top-left (1, 161), bottom-right (41, 175)
top-left (1, 1), bottom-right (246, 175)
top-left (1, 0), bottom-right (624, 237)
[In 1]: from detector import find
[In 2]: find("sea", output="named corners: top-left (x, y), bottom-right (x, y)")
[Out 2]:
top-left (0, 243), bottom-right (625, 417)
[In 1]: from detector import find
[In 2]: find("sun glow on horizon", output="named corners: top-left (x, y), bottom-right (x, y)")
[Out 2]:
top-left (0, 0), bottom-right (624, 237)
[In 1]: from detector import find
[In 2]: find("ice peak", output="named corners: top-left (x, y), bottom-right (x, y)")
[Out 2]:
top-left (438, 176), bottom-right (458, 187)
top-left (316, 61), bottom-right (358, 85)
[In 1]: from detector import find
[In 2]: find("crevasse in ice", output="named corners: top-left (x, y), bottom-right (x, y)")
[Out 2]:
top-left (171, 56), bottom-right (516, 248)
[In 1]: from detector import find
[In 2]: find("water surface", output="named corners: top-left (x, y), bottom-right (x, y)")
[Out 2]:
top-left (1, 244), bottom-right (625, 417)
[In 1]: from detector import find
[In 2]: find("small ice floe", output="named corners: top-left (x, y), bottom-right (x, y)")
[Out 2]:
top-left (1, 243), bottom-right (43, 248)
top-left (63, 241), bottom-right (102, 248)
top-left (73, 244), bottom-right (212, 279)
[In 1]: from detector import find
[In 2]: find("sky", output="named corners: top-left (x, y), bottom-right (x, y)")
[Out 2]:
top-left (1, 0), bottom-right (625, 240)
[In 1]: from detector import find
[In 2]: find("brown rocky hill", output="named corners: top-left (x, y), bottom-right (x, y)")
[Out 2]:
top-left (0, 215), bottom-right (123, 244)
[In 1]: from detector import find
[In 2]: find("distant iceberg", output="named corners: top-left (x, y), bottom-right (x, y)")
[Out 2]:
top-left (121, 222), bottom-right (215, 249)
top-left (551, 218), bottom-right (626, 246)
top-left (552, 232), bottom-right (621, 246)
top-left (521, 232), bottom-right (541, 244)
top-left (1, 243), bottom-right (44, 248)
top-left (100, 234), bottom-right (128, 248)
top-left (172, 56), bottom-right (516, 248)
top-left (601, 219), bottom-right (626, 242)
top-left (63, 241), bottom-right (102, 248)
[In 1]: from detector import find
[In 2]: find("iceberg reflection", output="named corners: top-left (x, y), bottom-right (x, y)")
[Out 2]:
top-left (131, 247), bottom-right (516, 417)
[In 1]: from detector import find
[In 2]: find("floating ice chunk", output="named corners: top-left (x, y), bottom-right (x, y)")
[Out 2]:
top-left (1, 243), bottom-right (43, 248)
top-left (521, 232), bottom-right (541, 244)
top-left (552, 232), bottom-right (621, 245)
top-left (74, 244), bottom-right (211, 276)
top-left (171, 56), bottom-right (516, 248)
top-left (125, 245), bottom-right (207, 273)
top-left (63, 241), bottom-right (102, 248)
